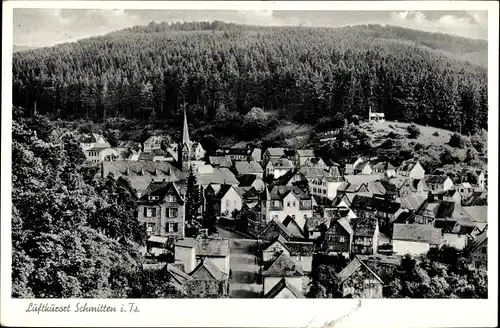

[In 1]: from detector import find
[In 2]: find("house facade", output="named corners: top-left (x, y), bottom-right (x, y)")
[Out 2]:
top-left (265, 158), bottom-right (295, 179)
top-left (143, 135), bottom-right (170, 153)
top-left (468, 230), bottom-right (487, 270)
top-left (262, 147), bottom-right (286, 166)
top-left (295, 149), bottom-right (315, 167)
top-left (262, 252), bottom-right (304, 296)
top-left (323, 218), bottom-right (353, 255)
top-left (425, 175), bottom-right (454, 195)
top-left (261, 186), bottom-right (313, 229)
top-left (350, 217), bottom-right (379, 255)
top-left (337, 257), bottom-right (383, 298)
top-left (309, 176), bottom-right (345, 200)
top-left (137, 181), bottom-right (186, 240)
top-left (392, 223), bottom-right (442, 255)
top-left (397, 159), bottom-right (425, 180)
top-left (207, 184), bottom-right (243, 217)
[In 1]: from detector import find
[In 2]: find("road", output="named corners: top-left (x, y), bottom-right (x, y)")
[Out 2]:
top-left (216, 226), bottom-right (263, 298)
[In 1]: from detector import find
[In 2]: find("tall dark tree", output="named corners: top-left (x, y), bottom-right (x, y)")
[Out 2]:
top-left (185, 167), bottom-right (201, 223)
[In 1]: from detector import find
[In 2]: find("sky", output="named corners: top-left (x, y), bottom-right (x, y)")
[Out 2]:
top-left (13, 8), bottom-right (488, 48)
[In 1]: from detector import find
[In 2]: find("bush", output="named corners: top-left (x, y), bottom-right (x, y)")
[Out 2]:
top-left (448, 133), bottom-right (467, 148)
top-left (433, 131), bottom-right (439, 137)
top-left (407, 124), bottom-right (421, 138)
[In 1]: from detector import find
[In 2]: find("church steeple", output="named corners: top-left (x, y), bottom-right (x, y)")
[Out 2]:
top-left (179, 108), bottom-right (191, 172)
top-left (182, 108), bottom-right (190, 146)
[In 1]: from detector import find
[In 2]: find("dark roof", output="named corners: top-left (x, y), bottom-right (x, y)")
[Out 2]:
top-left (268, 185), bottom-right (310, 201)
top-left (393, 223), bottom-right (442, 244)
top-left (137, 181), bottom-right (185, 204)
top-left (189, 259), bottom-right (226, 280)
top-left (331, 217), bottom-right (354, 236)
top-left (372, 161), bottom-right (396, 171)
top-left (443, 189), bottom-right (460, 198)
top-left (397, 159), bottom-right (420, 172)
top-left (464, 192), bottom-right (487, 206)
top-left (337, 257), bottom-right (383, 284)
top-left (425, 175), bottom-right (451, 185)
top-left (264, 277), bottom-right (304, 298)
top-left (351, 217), bottom-right (377, 237)
top-left (283, 149), bottom-right (296, 157)
top-left (324, 207), bottom-right (351, 220)
top-left (262, 252), bottom-right (304, 277)
top-left (237, 174), bottom-right (259, 186)
top-left (269, 158), bottom-right (294, 169)
top-left (257, 219), bottom-right (292, 240)
top-left (469, 230), bottom-right (487, 253)
top-left (284, 241), bottom-right (314, 256)
top-left (101, 161), bottom-right (186, 193)
top-left (350, 195), bottom-right (401, 214)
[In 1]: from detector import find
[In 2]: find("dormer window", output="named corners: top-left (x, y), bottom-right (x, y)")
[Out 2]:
top-left (149, 196), bottom-right (159, 201)
top-left (167, 195), bottom-right (176, 203)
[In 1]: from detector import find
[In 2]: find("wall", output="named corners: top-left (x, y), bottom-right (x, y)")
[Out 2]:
top-left (327, 181), bottom-right (345, 200)
top-left (220, 187), bottom-right (243, 216)
top-left (268, 192), bottom-right (312, 228)
top-left (409, 163), bottom-right (426, 180)
top-left (290, 255), bottom-right (312, 272)
top-left (160, 203), bottom-right (185, 238)
top-left (175, 246), bottom-right (196, 274)
top-left (393, 240), bottom-right (430, 255)
top-left (138, 204), bottom-right (162, 235)
top-left (263, 276), bottom-right (302, 295)
top-left (273, 168), bottom-right (292, 179)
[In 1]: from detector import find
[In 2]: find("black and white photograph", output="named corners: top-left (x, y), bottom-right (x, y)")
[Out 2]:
top-left (1, 1), bottom-right (498, 327)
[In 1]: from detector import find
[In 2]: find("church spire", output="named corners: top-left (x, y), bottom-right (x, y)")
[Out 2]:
top-left (182, 108), bottom-right (190, 146)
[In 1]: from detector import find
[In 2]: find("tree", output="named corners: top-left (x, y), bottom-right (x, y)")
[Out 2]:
top-left (203, 199), bottom-right (218, 235)
top-left (185, 168), bottom-right (201, 223)
top-left (407, 124), bottom-right (421, 139)
top-left (448, 132), bottom-right (467, 148)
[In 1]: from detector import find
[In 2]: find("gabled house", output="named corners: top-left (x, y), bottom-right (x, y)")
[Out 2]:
top-left (397, 159), bottom-right (425, 180)
top-left (442, 189), bottom-right (462, 204)
top-left (282, 215), bottom-right (307, 240)
top-left (237, 174), bottom-right (265, 192)
top-left (143, 135), bottom-right (170, 153)
top-left (463, 206), bottom-right (487, 235)
top-left (337, 256), bottom-right (384, 298)
top-left (455, 182), bottom-right (475, 202)
top-left (295, 149), bottom-right (315, 167)
top-left (424, 175), bottom-right (454, 195)
top-left (262, 252), bottom-right (305, 296)
top-left (205, 184), bottom-right (243, 218)
top-left (265, 158), bottom-right (295, 179)
top-left (260, 185), bottom-right (313, 229)
top-left (372, 161), bottom-right (396, 178)
top-left (345, 157), bottom-right (366, 175)
top-left (186, 258), bottom-right (229, 297)
top-left (262, 235), bottom-right (314, 272)
top-left (264, 277), bottom-right (305, 298)
top-left (80, 133), bottom-right (110, 151)
top-left (233, 161), bottom-right (264, 178)
top-left (350, 217), bottom-right (379, 255)
top-left (350, 195), bottom-right (402, 224)
top-left (116, 140), bottom-right (142, 161)
top-left (303, 157), bottom-right (327, 169)
top-left (392, 223), bottom-right (442, 255)
top-left (353, 161), bottom-right (373, 175)
top-left (309, 175), bottom-right (345, 200)
top-left (467, 229), bottom-right (487, 270)
top-left (137, 181), bottom-right (186, 240)
top-left (174, 237), bottom-right (230, 276)
top-left (190, 142), bottom-right (206, 161)
top-left (262, 147), bottom-right (286, 165)
top-left (85, 146), bottom-right (119, 163)
top-left (256, 219), bottom-right (293, 242)
top-left (323, 218), bottom-right (353, 255)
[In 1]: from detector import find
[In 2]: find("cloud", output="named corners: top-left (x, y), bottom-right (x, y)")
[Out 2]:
top-left (389, 10), bottom-right (487, 39)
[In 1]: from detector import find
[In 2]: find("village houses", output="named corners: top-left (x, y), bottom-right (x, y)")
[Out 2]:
top-left (396, 159), bottom-right (425, 180)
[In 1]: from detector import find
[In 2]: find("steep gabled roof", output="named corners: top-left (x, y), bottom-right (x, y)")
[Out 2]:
top-left (262, 252), bottom-right (304, 277)
top-left (237, 174), bottom-right (259, 187)
top-left (372, 161), bottom-right (396, 171)
top-left (337, 257), bottom-right (383, 284)
top-left (266, 147), bottom-right (286, 157)
top-left (264, 277), bottom-right (305, 298)
top-left (234, 161), bottom-right (264, 175)
top-left (166, 263), bottom-right (193, 285)
top-left (296, 149), bottom-right (315, 157)
top-left (269, 185), bottom-right (310, 201)
top-left (257, 219), bottom-right (292, 240)
top-left (209, 156), bottom-right (233, 168)
top-left (282, 215), bottom-right (305, 238)
top-left (333, 217), bottom-right (354, 236)
top-left (425, 175), bottom-right (451, 185)
top-left (214, 184), bottom-right (241, 200)
top-left (137, 181), bottom-right (185, 204)
top-left (189, 259), bottom-right (226, 281)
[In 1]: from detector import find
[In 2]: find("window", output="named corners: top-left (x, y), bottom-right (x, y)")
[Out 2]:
top-left (287, 201), bottom-right (291, 207)
top-left (148, 196), bottom-right (159, 201)
top-left (144, 207), bottom-right (157, 217)
top-left (292, 201), bottom-right (296, 207)
top-left (146, 223), bottom-right (155, 235)
top-left (168, 208), bottom-right (178, 218)
top-left (481, 246), bottom-right (487, 254)
top-left (167, 195), bottom-right (176, 203)
top-left (339, 236), bottom-right (346, 243)
top-left (274, 201), bottom-right (280, 207)
top-left (292, 215), bottom-right (296, 220)
top-left (226, 199), bottom-right (231, 209)
top-left (273, 215), bottom-right (278, 220)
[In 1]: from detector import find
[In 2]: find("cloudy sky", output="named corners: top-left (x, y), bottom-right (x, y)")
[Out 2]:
top-left (13, 8), bottom-right (488, 47)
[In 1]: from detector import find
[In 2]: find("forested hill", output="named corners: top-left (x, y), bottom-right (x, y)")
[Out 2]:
top-left (13, 21), bottom-right (488, 135)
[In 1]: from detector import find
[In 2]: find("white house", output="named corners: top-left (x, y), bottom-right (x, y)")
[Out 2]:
top-left (262, 252), bottom-right (304, 296)
top-left (143, 135), bottom-right (170, 153)
top-left (424, 175), bottom-right (454, 194)
top-left (309, 175), bottom-right (345, 200)
top-left (174, 237), bottom-right (230, 276)
top-left (294, 149), bottom-right (315, 167)
top-left (85, 147), bottom-right (119, 163)
top-left (392, 223), bottom-right (442, 256)
top-left (265, 158), bottom-right (295, 179)
top-left (397, 159), bottom-right (425, 180)
top-left (261, 186), bottom-right (313, 229)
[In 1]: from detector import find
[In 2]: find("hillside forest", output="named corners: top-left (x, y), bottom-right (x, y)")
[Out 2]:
top-left (13, 22), bottom-right (488, 140)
